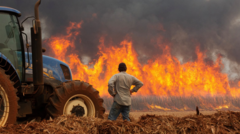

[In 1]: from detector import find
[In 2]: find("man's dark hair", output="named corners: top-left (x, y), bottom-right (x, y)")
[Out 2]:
top-left (118, 63), bottom-right (127, 72)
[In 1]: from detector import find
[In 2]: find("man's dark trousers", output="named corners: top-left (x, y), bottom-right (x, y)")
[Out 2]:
top-left (108, 101), bottom-right (130, 121)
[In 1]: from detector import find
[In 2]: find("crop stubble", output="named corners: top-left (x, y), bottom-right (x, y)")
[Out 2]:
top-left (0, 111), bottom-right (240, 133)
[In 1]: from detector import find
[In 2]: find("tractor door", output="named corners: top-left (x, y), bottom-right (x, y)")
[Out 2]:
top-left (0, 12), bottom-right (24, 80)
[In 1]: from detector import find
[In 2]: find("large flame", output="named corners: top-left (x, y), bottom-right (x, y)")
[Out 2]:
top-left (45, 22), bottom-right (240, 110)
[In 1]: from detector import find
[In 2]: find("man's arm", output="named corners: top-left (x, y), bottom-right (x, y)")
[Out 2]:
top-left (108, 75), bottom-right (117, 97)
top-left (131, 76), bottom-right (143, 93)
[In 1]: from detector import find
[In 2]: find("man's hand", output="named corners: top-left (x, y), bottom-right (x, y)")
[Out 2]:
top-left (130, 90), bottom-right (133, 95)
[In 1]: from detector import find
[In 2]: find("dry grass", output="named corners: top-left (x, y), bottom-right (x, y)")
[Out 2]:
top-left (1, 111), bottom-right (240, 134)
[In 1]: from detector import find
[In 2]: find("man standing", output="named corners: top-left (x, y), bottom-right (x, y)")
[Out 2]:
top-left (108, 63), bottom-right (143, 121)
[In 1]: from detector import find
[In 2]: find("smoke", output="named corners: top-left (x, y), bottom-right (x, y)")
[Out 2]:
top-left (2, 0), bottom-right (240, 79)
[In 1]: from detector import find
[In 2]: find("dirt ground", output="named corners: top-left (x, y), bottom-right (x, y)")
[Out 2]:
top-left (106, 111), bottom-right (217, 119)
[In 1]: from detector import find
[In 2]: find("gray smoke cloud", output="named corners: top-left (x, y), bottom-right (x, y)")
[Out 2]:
top-left (1, 0), bottom-right (240, 79)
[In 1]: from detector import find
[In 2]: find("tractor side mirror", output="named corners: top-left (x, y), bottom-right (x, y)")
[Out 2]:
top-left (5, 25), bottom-right (14, 38)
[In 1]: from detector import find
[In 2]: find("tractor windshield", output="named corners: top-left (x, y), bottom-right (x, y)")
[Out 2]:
top-left (0, 12), bottom-right (23, 80)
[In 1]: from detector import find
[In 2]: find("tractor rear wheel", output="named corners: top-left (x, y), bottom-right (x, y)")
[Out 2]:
top-left (0, 68), bottom-right (18, 126)
top-left (46, 80), bottom-right (105, 118)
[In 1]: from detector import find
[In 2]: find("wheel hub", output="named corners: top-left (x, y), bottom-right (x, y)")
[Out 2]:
top-left (63, 94), bottom-right (95, 117)
top-left (71, 105), bottom-right (85, 117)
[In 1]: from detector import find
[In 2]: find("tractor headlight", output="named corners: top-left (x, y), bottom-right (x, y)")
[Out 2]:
top-left (60, 64), bottom-right (71, 80)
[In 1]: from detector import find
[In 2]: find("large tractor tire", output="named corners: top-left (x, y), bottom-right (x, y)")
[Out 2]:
top-left (46, 80), bottom-right (105, 118)
top-left (0, 68), bottom-right (18, 126)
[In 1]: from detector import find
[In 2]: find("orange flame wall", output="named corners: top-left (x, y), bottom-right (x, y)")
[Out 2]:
top-left (46, 22), bottom-right (240, 97)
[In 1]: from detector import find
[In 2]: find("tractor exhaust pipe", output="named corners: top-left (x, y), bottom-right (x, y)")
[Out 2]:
top-left (34, 0), bottom-right (41, 34)
top-left (31, 0), bottom-right (44, 95)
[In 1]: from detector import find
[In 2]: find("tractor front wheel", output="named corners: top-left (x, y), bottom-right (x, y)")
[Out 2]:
top-left (46, 80), bottom-right (105, 118)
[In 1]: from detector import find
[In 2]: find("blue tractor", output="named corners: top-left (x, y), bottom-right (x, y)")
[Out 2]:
top-left (0, 0), bottom-right (105, 126)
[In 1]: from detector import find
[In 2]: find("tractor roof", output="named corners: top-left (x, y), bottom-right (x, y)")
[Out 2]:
top-left (0, 6), bottom-right (21, 17)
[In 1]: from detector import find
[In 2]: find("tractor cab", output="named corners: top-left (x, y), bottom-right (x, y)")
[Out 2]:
top-left (0, 7), bottom-right (24, 81)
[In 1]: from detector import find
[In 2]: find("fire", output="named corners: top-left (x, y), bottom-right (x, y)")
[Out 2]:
top-left (46, 22), bottom-right (240, 100)
top-left (147, 104), bottom-right (171, 111)
top-left (215, 105), bottom-right (229, 110)
top-left (47, 21), bottom-right (83, 62)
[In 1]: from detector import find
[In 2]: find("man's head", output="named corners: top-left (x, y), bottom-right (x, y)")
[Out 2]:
top-left (118, 62), bottom-right (127, 72)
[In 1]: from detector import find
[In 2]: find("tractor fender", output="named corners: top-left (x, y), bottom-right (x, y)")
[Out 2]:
top-left (44, 77), bottom-right (62, 89)
top-left (0, 53), bottom-right (21, 89)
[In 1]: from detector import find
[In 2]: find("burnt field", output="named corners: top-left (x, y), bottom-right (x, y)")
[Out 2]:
top-left (103, 96), bottom-right (240, 111)
top-left (1, 111), bottom-right (240, 133)
top-left (125, 111), bottom-right (216, 119)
